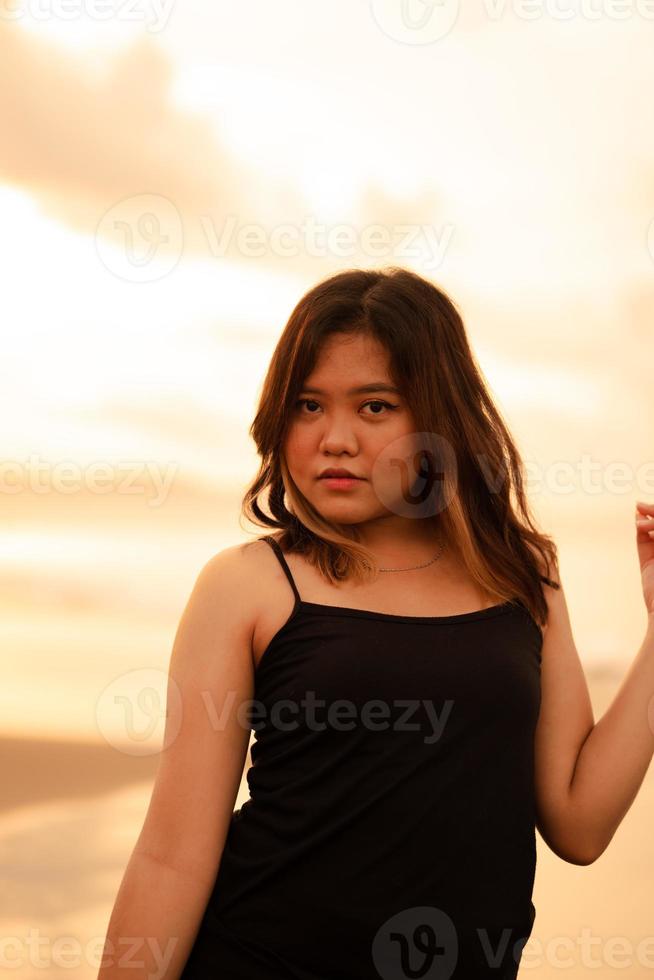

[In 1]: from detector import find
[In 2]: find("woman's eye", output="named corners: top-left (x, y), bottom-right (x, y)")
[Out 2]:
top-left (363, 400), bottom-right (395, 415)
top-left (294, 399), bottom-right (397, 415)
top-left (295, 399), bottom-right (320, 413)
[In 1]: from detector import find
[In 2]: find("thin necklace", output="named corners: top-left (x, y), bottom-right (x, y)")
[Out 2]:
top-left (378, 540), bottom-right (446, 573)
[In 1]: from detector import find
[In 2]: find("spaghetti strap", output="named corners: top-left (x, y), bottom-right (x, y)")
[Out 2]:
top-left (262, 535), bottom-right (302, 605)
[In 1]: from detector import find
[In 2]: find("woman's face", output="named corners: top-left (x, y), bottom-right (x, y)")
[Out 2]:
top-left (284, 332), bottom-right (427, 530)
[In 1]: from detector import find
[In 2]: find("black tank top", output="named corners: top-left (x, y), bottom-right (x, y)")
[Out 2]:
top-left (181, 535), bottom-right (543, 980)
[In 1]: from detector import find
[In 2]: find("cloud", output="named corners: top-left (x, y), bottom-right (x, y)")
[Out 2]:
top-left (0, 22), bottom-right (306, 252)
top-left (0, 21), bottom-right (456, 277)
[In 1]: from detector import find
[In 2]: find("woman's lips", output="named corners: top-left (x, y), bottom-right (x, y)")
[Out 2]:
top-left (319, 476), bottom-right (365, 489)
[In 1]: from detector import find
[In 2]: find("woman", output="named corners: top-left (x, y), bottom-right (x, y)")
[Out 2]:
top-left (98, 267), bottom-right (654, 980)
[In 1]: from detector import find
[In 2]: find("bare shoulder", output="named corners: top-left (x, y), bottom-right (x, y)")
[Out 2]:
top-left (525, 543), bottom-right (563, 638)
top-left (189, 538), bottom-right (272, 637)
top-left (193, 542), bottom-right (249, 593)
top-left (196, 533), bottom-right (281, 635)
top-left (200, 534), bottom-right (278, 574)
top-left (236, 532), bottom-right (282, 575)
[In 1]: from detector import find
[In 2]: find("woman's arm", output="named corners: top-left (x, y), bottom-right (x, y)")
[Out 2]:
top-left (97, 850), bottom-right (216, 978)
top-left (562, 616), bottom-right (654, 861)
top-left (534, 503), bottom-right (654, 865)
top-left (97, 544), bottom-right (257, 979)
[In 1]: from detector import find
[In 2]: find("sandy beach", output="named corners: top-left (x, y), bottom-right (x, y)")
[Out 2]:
top-left (2, 668), bottom-right (654, 979)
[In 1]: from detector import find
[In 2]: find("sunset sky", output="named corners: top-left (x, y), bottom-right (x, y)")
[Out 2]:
top-left (1, 3), bottom-right (653, 741)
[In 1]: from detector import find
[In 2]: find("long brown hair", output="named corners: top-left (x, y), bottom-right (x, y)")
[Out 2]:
top-left (241, 266), bottom-right (559, 630)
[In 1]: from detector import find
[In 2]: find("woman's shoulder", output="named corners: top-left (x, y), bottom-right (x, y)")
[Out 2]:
top-left (193, 536), bottom-right (278, 622)
top-left (205, 533), bottom-right (279, 565)
top-left (184, 537), bottom-right (282, 671)
top-left (222, 532), bottom-right (286, 596)
top-left (240, 531), bottom-right (283, 559)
